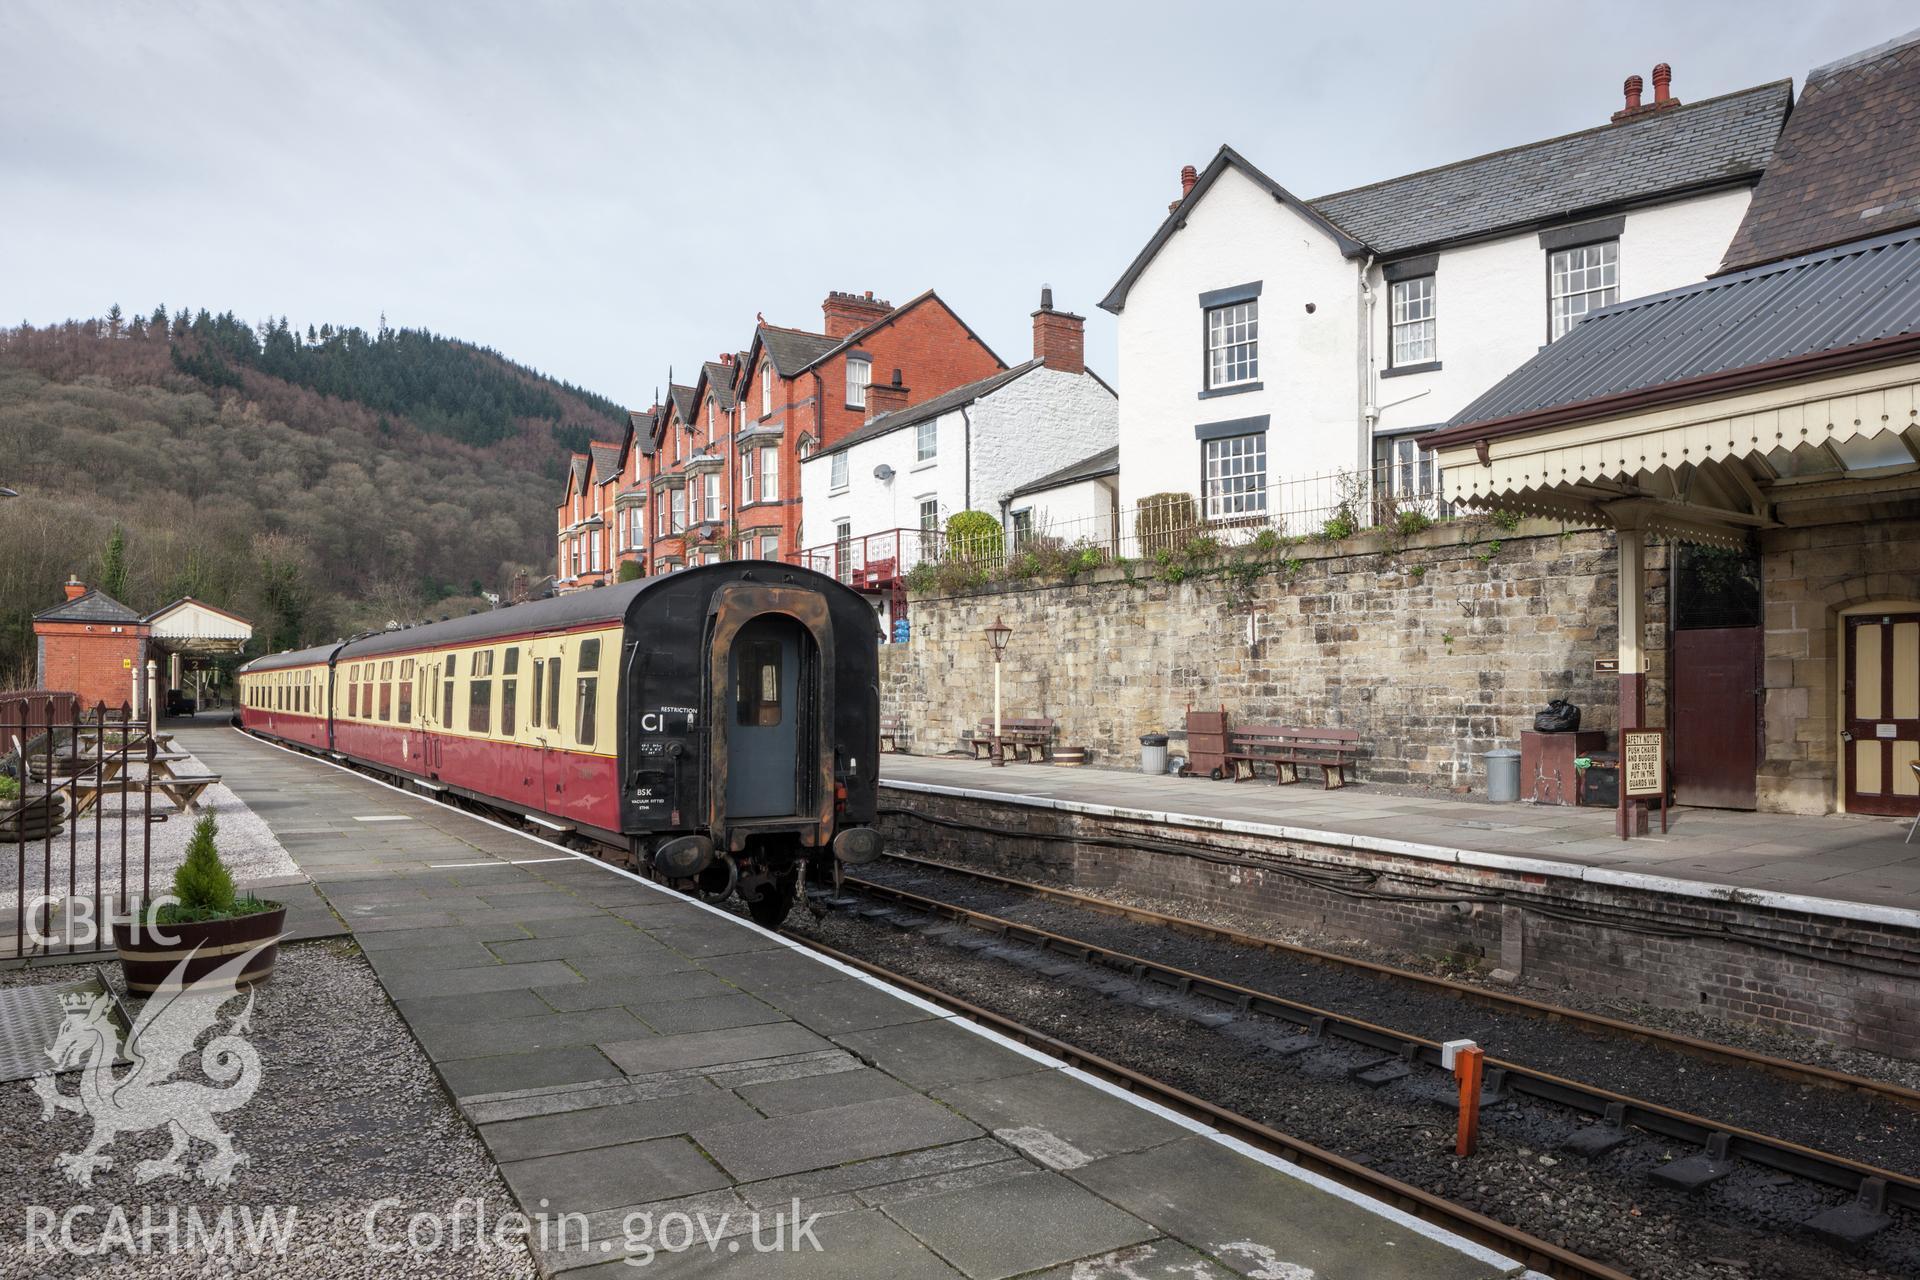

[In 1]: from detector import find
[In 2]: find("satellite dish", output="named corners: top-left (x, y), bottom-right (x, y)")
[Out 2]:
top-left (873, 464), bottom-right (895, 482)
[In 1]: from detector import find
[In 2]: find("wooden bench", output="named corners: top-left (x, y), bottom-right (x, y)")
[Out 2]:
top-left (964, 717), bottom-right (1056, 763)
top-left (880, 716), bottom-right (909, 754)
top-left (1226, 725), bottom-right (1361, 789)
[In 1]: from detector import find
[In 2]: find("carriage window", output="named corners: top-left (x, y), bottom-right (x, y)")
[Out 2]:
top-left (736, 640), bottom-right (783, 727)
top-left (379, 660), bottom-right (394, 721)
top-left (443, 654), bottom-right (457, 726)
top-left (547, 656), bottom-right (563, 731)
top-left (531, 658), bottom-right (544, 728)
top-left (578, 638), bottom-right (601, 671)
top-left (574, 673), bottom-right (597, 746)
top-left (469, 681), bottom-right (491, 734)
top-left (397, 660), bottom-right (414, 723)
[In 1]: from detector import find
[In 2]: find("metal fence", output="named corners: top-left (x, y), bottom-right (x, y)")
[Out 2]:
top-left (792, 526), bottom-right (947, 587)
top-left (2, 697), bottom-right (156, 960)
top-left (996, 462), bottom-right (1458, 569)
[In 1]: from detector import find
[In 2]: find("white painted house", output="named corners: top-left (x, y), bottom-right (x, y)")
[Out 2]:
top-left (798, 291), bottom-right (1117, 634)
top-left (1098, 69), bottom-right (1792, 534)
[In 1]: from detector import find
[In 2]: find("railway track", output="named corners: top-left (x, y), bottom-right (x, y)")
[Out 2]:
top-left (872, 852), bottom-right (1920, 1111)
top-left (819, 856), bottom-right (1919, 1251)
top-left (780, 930), bottom-right (1635, 1280)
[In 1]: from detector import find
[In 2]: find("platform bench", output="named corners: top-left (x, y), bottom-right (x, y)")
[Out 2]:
top-left (1226, 725), bottom-right (1360, 789)
top-left (963, 717), bottom-right (1055, 763)
top-left (880, 716), bottom-right (909, 754)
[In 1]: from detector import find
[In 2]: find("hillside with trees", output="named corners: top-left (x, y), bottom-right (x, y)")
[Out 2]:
top-left (0, 309), bottom-right (629, 685)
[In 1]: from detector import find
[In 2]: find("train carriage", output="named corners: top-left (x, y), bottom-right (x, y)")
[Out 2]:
top-left (236, 643), bottom-right (336, 751)
top-left (238, 562), bottom-right (881, 924)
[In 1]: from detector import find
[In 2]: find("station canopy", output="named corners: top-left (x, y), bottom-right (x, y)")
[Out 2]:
top-left (144, 597), bottom-right (252, 660)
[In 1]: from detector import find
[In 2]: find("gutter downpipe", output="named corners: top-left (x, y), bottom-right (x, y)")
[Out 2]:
top-left (1358, 254), bottom-right (1377, 474)
top-left (961, 404), bottom-right (973, 512)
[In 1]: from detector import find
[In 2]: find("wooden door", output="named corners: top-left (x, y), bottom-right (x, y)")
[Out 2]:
top-left (1670, 627), bottom-right (1761, 809)
top-left (1844, 613), bottom-right (1920, 816)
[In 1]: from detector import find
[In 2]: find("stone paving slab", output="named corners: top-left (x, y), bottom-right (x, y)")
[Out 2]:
top-left (690, 1092), bottom-right (985, 1182)
top-left (181, 724), bottom-right (1528, 1280)
top-left (884, 1168), bottom-right (1157, 1280)
top-left (1068, 1134), bottom-right (1505, 1280)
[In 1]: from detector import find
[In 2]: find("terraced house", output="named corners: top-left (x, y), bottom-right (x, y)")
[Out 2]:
top-left (554, 290), bottom-right (1006, 590)
top-left (1101, 64), bottom-right (1795, 534)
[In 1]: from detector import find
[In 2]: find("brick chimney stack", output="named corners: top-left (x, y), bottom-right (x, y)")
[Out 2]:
top-left (1031, 286), bottom-right (1085, 376)
top-left (866, 369), bottom-right (909, 422)
top-left (822, 290), bottom-right (892, 339)
top-left (1612, 64), bottom-right (1680, 122)
top-left (63, 575), bottom-right (86, 601)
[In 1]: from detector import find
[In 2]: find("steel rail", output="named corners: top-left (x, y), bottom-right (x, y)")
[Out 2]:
top-left (784, 931), bottom-right (1633, 1280)
top-left (838, 871), bottom-right (1920, 1214)
top-left (879, 852), bottom-right (1920, 1110)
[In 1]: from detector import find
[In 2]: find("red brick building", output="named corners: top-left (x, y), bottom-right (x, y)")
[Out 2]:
top-left (32, 577), bottom-right (150, 710)
top-left (555, 289), bottom-right (1004, 587)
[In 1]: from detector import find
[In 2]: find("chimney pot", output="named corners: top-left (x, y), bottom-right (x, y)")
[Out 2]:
top-left (1180, 164), bottom-right (1198, 196)
top-left (63, 575), bottom-right (86, 601)
top-left (821, 290), bottom-right (892, 339)
top-left (1040, 285), bottom-right (1054, 311)
top-left (1622, 74), bottom-right (1643, 111)
top-left (1652, 62), bottom-right (1672, 102)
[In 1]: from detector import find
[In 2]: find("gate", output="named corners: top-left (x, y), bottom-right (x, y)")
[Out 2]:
top-left (2, 695), bottom-right (157, 959)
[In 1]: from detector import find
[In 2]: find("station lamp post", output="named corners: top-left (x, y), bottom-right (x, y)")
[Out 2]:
top-left (985, 616), bottom-right (1012, 767)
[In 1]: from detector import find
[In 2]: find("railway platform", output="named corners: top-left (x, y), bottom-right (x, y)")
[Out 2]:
top-left (879, 754), bottom-right (1920, 923)
top-left (183, 724), bottom-right (1537, 1279)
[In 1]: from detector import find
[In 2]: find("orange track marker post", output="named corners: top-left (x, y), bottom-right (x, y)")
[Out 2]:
top-left (1454, 1044), bottom-right (1485, 1156)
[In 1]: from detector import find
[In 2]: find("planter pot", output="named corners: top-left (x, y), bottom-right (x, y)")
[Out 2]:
top-left (116, 902), bottom-right (287, 993)
top-left (1052, 747), bottom-right (1088, 767)
top-left (0, 794), bottom-right (66, 841)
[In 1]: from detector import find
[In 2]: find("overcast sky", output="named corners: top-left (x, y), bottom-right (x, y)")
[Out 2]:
top-left (4, 2), bottom-right (1912, 408)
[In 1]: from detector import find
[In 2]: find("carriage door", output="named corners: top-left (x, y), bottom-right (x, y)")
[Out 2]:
top-left (1845, 613), bottom-right (1920, 817)
top-left (726, 614), bottom-right (803, 818)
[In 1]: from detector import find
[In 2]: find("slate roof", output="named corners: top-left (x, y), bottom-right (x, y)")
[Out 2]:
top-left (758, 325), bottom-right (838, 376)
top-left (1310, 81), bottom-right (1791, 258)
top-left (566, 453), bottom-right (590, 494)
top-left (1434, 227), bottom-right (1920, 439)
top-left (817, 361), bottom-right (1043, 457)
top-left (33, 588), bottom-right (143, 624)
top-left (1720, 33), bottom-right (1920, 272)
top-left (667, 383), bottom-right (696, 423)
top-left (588, 439), bottom-right (624, 484)
top-left (1008, 445), bottom-right (1120, 499)
top-left (700, 360), bottom-right (740, 410)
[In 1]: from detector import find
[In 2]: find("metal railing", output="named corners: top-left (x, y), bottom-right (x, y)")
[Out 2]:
top-left (2, 697), bottom-right (156, 959)
top-left (1000, 463), bottom-right (1458, 567)
top-left (791, 527), bottom-right (947, 587)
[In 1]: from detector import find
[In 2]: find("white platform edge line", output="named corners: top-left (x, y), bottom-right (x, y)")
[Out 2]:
top-left (879, 779), bottom-right (1920, 933)
top-left (235, 728), bottom-right (1514, 1266)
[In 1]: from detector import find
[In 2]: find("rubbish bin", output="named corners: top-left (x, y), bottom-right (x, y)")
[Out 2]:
top-left (1484, 748), bottom-right (1521, 802)
top-left (1139, 734), bottom-right (1169, 776)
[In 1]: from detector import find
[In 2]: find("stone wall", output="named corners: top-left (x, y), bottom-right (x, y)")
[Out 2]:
top-left (1758, 507), bottom-right (1920, 814)
top-left (881, 519), bottom-right (1668, 788)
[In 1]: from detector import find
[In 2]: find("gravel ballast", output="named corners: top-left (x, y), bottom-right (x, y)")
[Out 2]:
top-left (855, 857), bottom-right (1920, 1178)
top-left (0, 940), bottom-right (533, 1279)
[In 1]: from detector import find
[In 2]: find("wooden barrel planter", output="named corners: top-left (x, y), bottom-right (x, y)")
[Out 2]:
top-left (115, 902), bottom-right (287, 993)
top-left (1052, 747), bottom-right (1088, 767)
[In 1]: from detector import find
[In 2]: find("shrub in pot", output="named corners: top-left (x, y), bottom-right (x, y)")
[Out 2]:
top-left (117, 812), bottom-right (285, 993)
